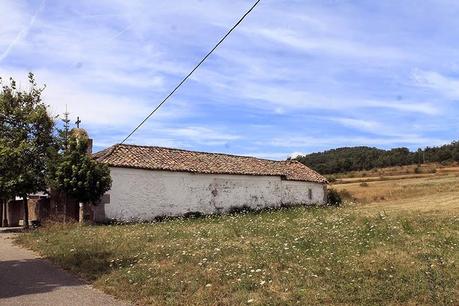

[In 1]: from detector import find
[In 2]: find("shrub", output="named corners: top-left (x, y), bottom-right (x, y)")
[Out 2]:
top-left (338, 189), bottom-right (354, 202)
top-left (183, 211), bottom-right (203, 219)
top-left (359, 182), bottom-right (369, 187)
top-left (228, 205), bottom-right (254, 214)
top-left (327, 189), bottom-right (342, 206)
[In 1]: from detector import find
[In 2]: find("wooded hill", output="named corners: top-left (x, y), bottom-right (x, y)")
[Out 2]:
top-left (292, 141), bottom-right (459, 174)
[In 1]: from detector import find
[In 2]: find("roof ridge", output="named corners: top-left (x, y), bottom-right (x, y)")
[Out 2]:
top-left (94, 143), bottom-right (328, 183)
top-left (116, 143), bottom-right (284, 163)
top-left (287, 160), bottom-right (328, 183)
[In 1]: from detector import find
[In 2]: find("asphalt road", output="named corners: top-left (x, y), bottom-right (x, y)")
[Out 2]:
top-left (0, 229), bottom-right (129, 306)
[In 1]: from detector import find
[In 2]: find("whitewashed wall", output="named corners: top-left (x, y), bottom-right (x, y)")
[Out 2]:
top-left (281, 180), bottom-right (326, 204)
top-left (94, 167), bottom-right (326, 222)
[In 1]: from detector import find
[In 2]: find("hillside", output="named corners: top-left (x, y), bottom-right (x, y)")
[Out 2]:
top-left (293, 141), bottom-right (459, 174)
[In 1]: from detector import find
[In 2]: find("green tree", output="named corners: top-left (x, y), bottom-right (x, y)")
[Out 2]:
top-left (53, 133), bottom-right (111, 223)
top-left (0, 145), bottom-right (16, 226)
top-left (0, 74), bottom-right (55, 228)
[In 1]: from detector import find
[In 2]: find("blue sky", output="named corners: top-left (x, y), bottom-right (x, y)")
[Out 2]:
top-left (1, 0), bottom-right (458, 159)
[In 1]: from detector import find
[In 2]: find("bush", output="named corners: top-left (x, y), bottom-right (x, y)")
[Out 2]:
top-left (228, 205), bottom-right (254, 214)
top-left (339, 189), bottom-right (355, 201)
top-left (183, 211), bottom-right (203, 219)
top-left (359, 182), bottom-right (369, 187)
top-left (327, 189), bottom-right (342, 206)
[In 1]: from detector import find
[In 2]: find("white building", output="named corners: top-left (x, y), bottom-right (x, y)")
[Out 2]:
top-left (93, 144), bottom-right (328, 222)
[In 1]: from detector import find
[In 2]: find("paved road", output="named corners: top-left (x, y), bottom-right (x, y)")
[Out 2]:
top-left (0, 229), bottom-right (129, 306)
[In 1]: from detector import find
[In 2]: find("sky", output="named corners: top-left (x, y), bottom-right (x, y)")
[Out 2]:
top-left (1, 0), bottom-right (458, 159)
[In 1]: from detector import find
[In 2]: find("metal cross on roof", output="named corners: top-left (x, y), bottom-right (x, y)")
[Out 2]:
top-left (76, 116), bottom-right (81, 128)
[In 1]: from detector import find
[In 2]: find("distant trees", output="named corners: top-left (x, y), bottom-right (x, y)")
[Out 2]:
top-left (0, 74), bottom-right (55, 228)
top-left (294, 142), bottom-right (459, 174)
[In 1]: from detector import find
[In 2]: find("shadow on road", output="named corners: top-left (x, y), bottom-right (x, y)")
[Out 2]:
top-left (0, 258), bottom-right (82, 299)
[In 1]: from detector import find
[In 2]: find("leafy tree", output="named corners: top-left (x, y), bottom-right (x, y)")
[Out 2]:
top-left (52, 132), bottom-right (111, 223)
top-left (0, 145), bottom-right (16, 226)
top-left (45, 110), bottom-right (72, 222)
top-left (0, 74), bottom-right (55, 228)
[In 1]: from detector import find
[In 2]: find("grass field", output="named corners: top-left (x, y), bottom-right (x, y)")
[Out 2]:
top-left (15, 173), bottom-right (459, 305)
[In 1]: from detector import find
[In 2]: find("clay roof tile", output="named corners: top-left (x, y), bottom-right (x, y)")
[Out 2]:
top-left (93, 144), bottom-right (327, 183)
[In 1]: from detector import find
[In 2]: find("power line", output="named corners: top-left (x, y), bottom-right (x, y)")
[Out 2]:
top-left (120, 0), bottom-right (261, 144)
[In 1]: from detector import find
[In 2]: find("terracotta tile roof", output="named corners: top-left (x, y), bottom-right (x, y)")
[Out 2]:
top-left (93, 144), bottom-right (327, 183)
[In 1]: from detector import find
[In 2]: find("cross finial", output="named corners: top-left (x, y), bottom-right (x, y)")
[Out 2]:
top-left (76, 116), bottom-right (81, 128)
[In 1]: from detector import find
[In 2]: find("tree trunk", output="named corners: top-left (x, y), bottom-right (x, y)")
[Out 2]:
top-left (3, 200), bottom-right (10, 227)
top-left (23, 196), bottom-right (29, 229)
top-left (63, 194), bottom-right (67, 224)
top-left (0, 199), bottom-right (3, 227)
top-left (79, 202), bottom-right (84, 224)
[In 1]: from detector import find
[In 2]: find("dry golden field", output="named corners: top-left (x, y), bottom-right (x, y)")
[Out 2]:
top-left (331, 163), bottom-right (459, 183)
top-left (333, 173), bottom-right (459, 214)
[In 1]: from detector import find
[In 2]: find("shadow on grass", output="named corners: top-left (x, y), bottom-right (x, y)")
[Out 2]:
top-left (102, 203), bottom-right (337, 225)
top-left (44, 249), bottom-right (137, 282)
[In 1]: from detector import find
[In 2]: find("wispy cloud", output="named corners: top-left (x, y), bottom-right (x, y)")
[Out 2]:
top-left (249, 27), bottom-right (407, 60)
top-left (412, 69), bottom-right (459, 99)
top-left (0, 0), bottom-right (46, 62)
top-left (268, 135), bottom-right (450, 150)
top-left (0, 0), bottom-right (457, 159)
top-left (330, 118), bottom-right (382, 132)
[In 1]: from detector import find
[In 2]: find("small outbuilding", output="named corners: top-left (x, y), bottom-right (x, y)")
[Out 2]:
top-left (93, 144), bottom-right (328, 222)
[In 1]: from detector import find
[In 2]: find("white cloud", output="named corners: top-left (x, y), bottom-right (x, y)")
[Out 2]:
top-left (268, 135), bottom-right (449, 149)
top-left (1, 0), bottom-right (456, 155)
top-left (248, 27), bottom-right (407, 60)
top-left (288, 152), bottom-right (306, 159)
top-left (365, 100), bottom-right (440, 115)
top-left (0, 67), bottom-right (195, 131)
top-left (238, 152), bottom-right (295, 161)
top-left (412, 69), bottom-right (459, 99)
top-left (0, 0), bottom-right (45, 62)
top-left (237, 84), bottom-right (439, 115)
top-left (331, 118), bottom-right (380, 131)
top-left (160, 126), bottom-right (241, 145)
top-left (121, 124), bottom-right (242, 150)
